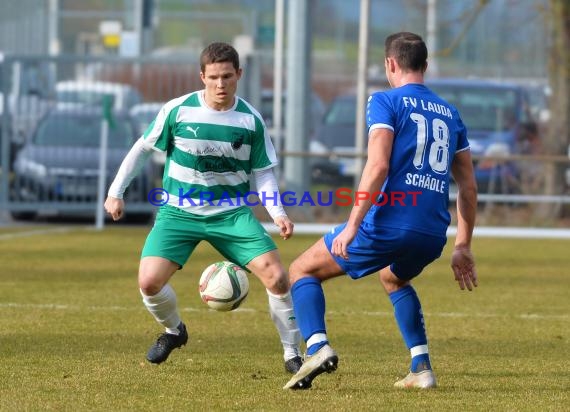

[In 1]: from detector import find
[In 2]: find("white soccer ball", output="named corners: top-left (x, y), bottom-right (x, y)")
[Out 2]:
top-left (199, 261), bottom-right (249, 311)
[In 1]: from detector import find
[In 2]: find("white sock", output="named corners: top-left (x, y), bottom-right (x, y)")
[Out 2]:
top-left (307, 333), bottom-right (328, 349)
top-left (410, 344), bottom-right (429, 358)
top-left (266, 289), bottom-right (301, 360)
top-left (140, 284), bottom-right (182, 334)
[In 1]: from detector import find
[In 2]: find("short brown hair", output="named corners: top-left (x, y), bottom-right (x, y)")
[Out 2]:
top-left (385, 32), bottom-right (428, 73)
top-left (200, 42), bottom-right (240, 72)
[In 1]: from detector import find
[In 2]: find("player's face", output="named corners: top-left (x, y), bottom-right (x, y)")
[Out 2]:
top-left (200, 62), bottom-right (242, 111)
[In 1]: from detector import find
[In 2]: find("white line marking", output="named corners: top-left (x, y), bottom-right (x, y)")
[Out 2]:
top-left (0, 227), bottom-right (80, 241)
top-left (262, 223), bottom-right (570, 239)
top-left (2, 224), bottom-right (570, 240)
top-left (0, 302), bottom-right (566, 320)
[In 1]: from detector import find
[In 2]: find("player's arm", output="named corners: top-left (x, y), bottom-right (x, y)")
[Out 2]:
top-left (450, 149), bottom-right (478, 290)
top-left (104, 137), bottom-right (153, 221)
top-left (332, 127), bottom-right (393, 259)
top-left (252, 168), bottom-right (294, 240)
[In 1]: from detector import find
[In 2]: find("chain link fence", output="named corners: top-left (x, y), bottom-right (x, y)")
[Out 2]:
top-left (0, 54), bottom-right (568, 226)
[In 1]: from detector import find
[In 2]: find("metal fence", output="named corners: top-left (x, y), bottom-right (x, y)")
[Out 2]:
top-left (1, 54), bottom-right (569, 226)
top-left (0, 54), bottom-right (202, 221)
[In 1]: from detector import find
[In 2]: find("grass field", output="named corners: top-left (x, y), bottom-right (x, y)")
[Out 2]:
top-left (0, 225), bottom-right (568, 411)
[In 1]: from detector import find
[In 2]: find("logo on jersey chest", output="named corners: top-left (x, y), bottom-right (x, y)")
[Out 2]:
top-left (186, 125), bottom-right (200, 137)
top-left (231, 132), bottom-right (245, 150)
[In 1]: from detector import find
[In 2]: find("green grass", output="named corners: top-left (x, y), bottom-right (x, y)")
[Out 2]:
top-left (0, 226), bottom-right (568, 411)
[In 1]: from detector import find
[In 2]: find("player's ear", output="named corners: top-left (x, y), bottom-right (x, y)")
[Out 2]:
top-left (236, 67), bottom-right (242, 80)
top-left (200, 71), bottom-right (206, 84)
top-left (386, 57), bottom-right (396, 74)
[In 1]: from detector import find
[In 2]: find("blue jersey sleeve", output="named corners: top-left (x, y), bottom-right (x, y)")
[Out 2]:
top-left (455, 113), bottom-right (469, 152)
top-left (367, 93), bottom-right (396, 133)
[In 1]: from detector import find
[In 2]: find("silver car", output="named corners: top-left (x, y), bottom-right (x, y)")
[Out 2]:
top-left (11, 106), bottom-right (154, 221)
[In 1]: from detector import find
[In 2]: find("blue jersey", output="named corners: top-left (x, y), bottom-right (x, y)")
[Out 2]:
top-left (363, 83), bottom-right (469, 237)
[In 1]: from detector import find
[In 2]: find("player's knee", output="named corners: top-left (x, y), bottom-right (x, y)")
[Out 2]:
top-left (137, 257), bottom-right (178, 295)
top-left (138, 269), bottom-right (165, 296)
top-left (379, 268), bottom-right (408, 293)
top-left (288, 259), bottom-right (307, 285)
top-left (250, 258), bottom-right (289, 293)
top-left (263, 269), bottom-right (289, 294)
top-left (139, 279), bottom-right (161, 296)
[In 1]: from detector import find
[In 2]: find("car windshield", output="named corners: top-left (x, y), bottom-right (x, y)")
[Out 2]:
top-left (315, 96), bottom-right (359, 147)
top-left (34, 113), bottom-right (134, 149)
top-left (428, 85), bottom-right (517, 132)
top-left (260, 96), bottom-right (277, 125)
top-left (57, 90), bottom-right (116, 107)
top-left (323, 97), bottom-right (356, 127)
top-left (132, 110), bottom-right (158, 130)
top-left (324, 98), bottom-right (356, 126)
top-left (260, 93), bottom-right (324, 130)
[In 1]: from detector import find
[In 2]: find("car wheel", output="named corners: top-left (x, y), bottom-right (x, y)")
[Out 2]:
top-left (124, 212), bottom-right (154, 224)
top-left (311, 165), bottom-right (339, 185)
top-left (10, 211), bottom-right (38, 221)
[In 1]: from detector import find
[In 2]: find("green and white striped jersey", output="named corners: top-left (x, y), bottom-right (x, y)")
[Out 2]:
top-left (142, 90), bottom-right (277, 216)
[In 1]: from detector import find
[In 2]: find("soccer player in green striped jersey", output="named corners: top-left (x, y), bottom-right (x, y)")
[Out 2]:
top-left (104, 42), bottom-right (303, 374)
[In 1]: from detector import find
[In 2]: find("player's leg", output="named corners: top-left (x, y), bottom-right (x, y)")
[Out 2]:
top-left (283, 238), bottom-right (345, 389)
top-left (380, 231), bottom-right (447, 388)
top-left (289, 238), bottom-right (345, 355)
top-left (139, 207), bottom-right (199, 364)
top-left (379, 232), bottom-right (446, 389)
top-left (247, 250), bottom-right (303, 373)
top-left (139, 256), bottom-right (181, 331)
top-left (139, 256), bottom-right (190, 364)
top-left (208, 208), bottom-right (302, 373)
top-left (379, 267), bottom-right (435, 388)
top-left (285, 224), bottom-right (407, 390)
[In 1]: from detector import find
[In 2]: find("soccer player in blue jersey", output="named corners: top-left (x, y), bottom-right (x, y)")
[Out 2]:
top-left (284, 32), bottom-right (478, 390)
top-left (104, 42), bottom-right (303, 374)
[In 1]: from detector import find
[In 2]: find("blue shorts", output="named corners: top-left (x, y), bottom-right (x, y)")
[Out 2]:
top-left (323, 222), bottom-right (447, 281)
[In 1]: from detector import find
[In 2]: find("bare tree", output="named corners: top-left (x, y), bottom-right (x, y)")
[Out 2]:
top-left (541, 0), bottom-right (570, 217)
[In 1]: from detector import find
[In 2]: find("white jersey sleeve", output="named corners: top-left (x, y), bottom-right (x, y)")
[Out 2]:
top-left (108, 137), bottom-right (152, 199)
top-left (252, 168), bottom-right (286, 219)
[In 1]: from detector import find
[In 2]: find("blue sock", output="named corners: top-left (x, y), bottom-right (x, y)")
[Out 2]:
top-left (411, 354), bottom-right (431, 372)
top-left (291, 277), bottom-right (328, 355)
top-left (307, 340), bottom-right (327, 356)
top-left (389, 285), bottom-right (431, 372)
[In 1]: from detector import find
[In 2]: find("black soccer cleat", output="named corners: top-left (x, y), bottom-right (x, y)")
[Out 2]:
top-left (146, 322), bottom-right (188, 364)
top-left (284, 356), bottom-right (303, 374)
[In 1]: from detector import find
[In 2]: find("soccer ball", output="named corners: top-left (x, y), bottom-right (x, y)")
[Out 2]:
top-left (199, 261), bottom-right (249, 311)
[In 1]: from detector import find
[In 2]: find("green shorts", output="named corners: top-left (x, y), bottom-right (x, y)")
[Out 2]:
top-left (141, 205), bottom-right (277, 269)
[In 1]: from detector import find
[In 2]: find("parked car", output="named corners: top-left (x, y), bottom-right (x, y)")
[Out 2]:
top-left (260, 89), bottom-right (325, 133)
top-left (310, 84), bottom-right (389, 185)
top-left (10, 106), bottom-right (154, 221)
top-left (311, 78), bottom-right (537, 192)
top-left (55, 81), bottom-right (143, 111)
top-left (426, 78), bottom-right (536, 193)
top-left (0, 53), bottom-right (55, 164)
top-left (129, 102), bottom-right (167, 182)
top-left (310, 93), bottom-right (360, 184)
top-left (129, 102), bottom-right (164, 132)
top-left (258, 88), bottom-right (326, 164)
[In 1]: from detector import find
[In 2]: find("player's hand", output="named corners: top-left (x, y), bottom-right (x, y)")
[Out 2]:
top-left (104, 196), bottom-right (125, 221)
top-left (274, 215), bottom-right (294, 240)
top-left (331, 226), bottom-right (357, 260)
top-left (451, 246), bottom-right (477, 291)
